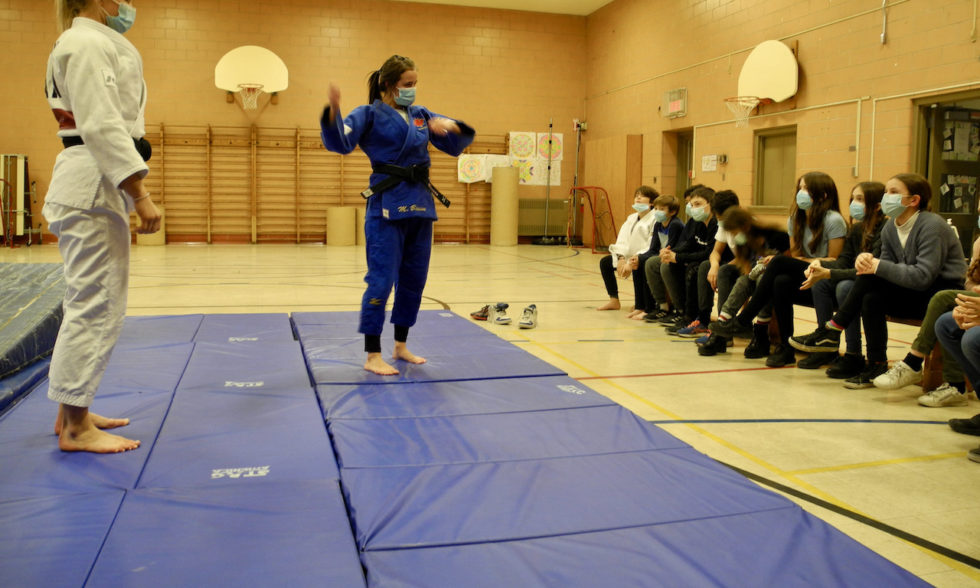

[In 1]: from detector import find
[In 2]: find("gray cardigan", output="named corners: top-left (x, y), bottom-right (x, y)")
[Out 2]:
top-left (876, 211), bottom-right (966, 289)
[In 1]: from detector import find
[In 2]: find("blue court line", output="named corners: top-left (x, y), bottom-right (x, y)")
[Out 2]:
top-left (649, 418), bottom-right (948, 425)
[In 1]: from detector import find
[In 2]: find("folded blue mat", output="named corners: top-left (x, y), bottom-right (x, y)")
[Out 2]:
top-left (330, 405), bottom-right (688, 468)
top-left (88, 481), bottom-right (367, 588)
top-left (303, 336), bottom-right (565, 385)
top-left (117, 314), bottom-right (203, 347)
top-left (361, 506), bottom-right (929, 587)
top-left (318, 376), bottom-right (614, 420)
top-left (0, 491), bottom-right (125, 588)
top-left (0, 357), bottom-right (49, 416)
top-left (343, 448), bottom-right (792, 550)
top-left (194, 313), bottom-right (296, 343)
top-left (177, 340), bottom-right (312, 393)
top-left (0, 263), bottom-right (65, 381)
top-left (138, 387), bottom-right (338, 489)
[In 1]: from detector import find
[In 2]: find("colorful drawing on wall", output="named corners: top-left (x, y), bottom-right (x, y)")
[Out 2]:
top-left (537, 132), bottom-right (563, 161)
top-left (485, 155), bottom-right (512, 182)
top-left (510, 158), bottom-right (535, 184)
top-left (509, 132), bottom-right (536, 159)
top-left (457, 154), bottom-right (486, 183)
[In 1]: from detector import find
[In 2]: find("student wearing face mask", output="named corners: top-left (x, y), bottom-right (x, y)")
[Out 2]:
top-left (42, 0), bottom-right (160, 453)
top-left (708, 172), bottom-right (846, 366)
top-left (632, 193), bottom-right (684, 320)
top-left (645, 186), bottom-right (717, 327)
top-left (321, 55), bottom-right (475, 376)
top-left (596, 186), bottom-right (659, 313)
top-left (791, 173), bottom-right (966, 387)
top-left (796, 182), bottom-right (886, 378)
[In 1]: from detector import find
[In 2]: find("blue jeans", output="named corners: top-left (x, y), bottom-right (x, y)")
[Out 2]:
top-left (935, 311), bottom-right (980, 390)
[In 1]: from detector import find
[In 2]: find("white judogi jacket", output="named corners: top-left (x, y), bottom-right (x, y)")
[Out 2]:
top-left (607, 211), bottom-right (656, 264)
top-left (44, 17), bottom-right (147, 218)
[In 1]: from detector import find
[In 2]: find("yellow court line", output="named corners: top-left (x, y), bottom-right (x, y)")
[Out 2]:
top-left (788, 452), bottom-right (968, 475)
top-left (526, 338), bottom-right (980, 581)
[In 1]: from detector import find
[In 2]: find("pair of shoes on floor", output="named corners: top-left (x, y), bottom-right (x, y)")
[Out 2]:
top-left (789, 324), bottom-right (842, 353)
top-left (843, 361), bottom-right (888, 389)
top-left (471, 302), bottom-right (537, 328)
top-left (643, 308), bottom-right (672, 323)
top-left (950, 413), bottom-right (980, 436)
top-left (765, 344), bottom-right (796, 367)
top-left (825, 353), bottom-right (865, 379)
top-left (797, 351), bottom-right (839, 370)
top-left (707, 317), bottom-right (753, 340)
top-left (697, 333), bottom-right (731, 356)
top-left (663, 315), bottom-right (692, 334)
top-left (918, 383), bottom-right (972, 407)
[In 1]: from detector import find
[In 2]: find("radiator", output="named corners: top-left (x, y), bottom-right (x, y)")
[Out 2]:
top-left (517, 198), bottom-right (568, 236)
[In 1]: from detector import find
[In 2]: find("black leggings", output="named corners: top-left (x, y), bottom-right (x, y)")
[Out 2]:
top-left (599, 254), bottom-right (646, 304)
top-left (832, 274), bottom-right (962, 362)
top-left (736, 255), bottom-right (813, 341)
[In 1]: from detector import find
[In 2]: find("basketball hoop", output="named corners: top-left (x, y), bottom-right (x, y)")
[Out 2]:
top-left (237, 83), bottom-right (264, 110)
top-left (724, 96), bottom-right (760, 128)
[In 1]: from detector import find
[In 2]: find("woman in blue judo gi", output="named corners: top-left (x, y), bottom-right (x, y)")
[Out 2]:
top-left (320, 55), bottom-right (475, 375)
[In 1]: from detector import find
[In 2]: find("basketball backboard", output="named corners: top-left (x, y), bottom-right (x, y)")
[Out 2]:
top-left (737, 40), bottom-right (798, 103)
top-left (215, 45), bottom-right (289, 94)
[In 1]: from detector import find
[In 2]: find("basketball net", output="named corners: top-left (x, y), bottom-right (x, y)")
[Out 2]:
top-left (724, 96), bottom-right (760, 128)
top-left (237, 83), bottom-right (264, 110)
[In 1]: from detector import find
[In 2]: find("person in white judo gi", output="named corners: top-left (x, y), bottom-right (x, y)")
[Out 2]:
top-left (43, 0), bottom-right (160, 453)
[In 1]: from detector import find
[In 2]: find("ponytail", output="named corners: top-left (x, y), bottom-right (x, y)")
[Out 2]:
top-left (367, 70), bottom-right (382, 103)
top-left (56, 0), bottom-right (89, 32)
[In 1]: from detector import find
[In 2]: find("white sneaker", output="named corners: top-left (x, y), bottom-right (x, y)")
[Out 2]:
top-left (492, 302), bottom-right (511, 325)
top-left (519, 304), bottom-right (537, 329)
top-left (918, 383), bottom-right (969, 407)
top-left (872, 360), bottom-right (922, 390)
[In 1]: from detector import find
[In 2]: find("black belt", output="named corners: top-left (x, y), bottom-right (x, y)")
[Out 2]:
top-left (362, 163), bottom-right (450, 208)
top-left (61, 135), bottom-right (152, 162)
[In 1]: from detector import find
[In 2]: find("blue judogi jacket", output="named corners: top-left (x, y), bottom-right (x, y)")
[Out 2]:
top-left (320, 100), bottom-right (475, 221)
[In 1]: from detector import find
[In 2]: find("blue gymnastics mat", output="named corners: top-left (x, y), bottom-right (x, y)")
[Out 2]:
top-left (317, 375), bottom-right (614, 420)
top-left (0, 357), bottom-right (49, 416)
top-left (0, 263), bottom-right (65, 381)
top-left (292, 309), bottom-right (489, 339)
top-left (88, 480), bottom-right (366, 588)
top-left (194, 312), bottom-right (296, 343)
top-left (177, 340), bottom-right (312, 393)
top-left (116, 314), bottom-right (203, 347)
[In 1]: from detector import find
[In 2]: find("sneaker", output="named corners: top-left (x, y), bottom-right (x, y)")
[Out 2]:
top-left (826, 353), bottom-right (865, 379)
top-left (969, 446), bottom-right (980, 464)
top-left (470, 304), bottom-right (491, 321)
top-left (797, 351), bottom-right (839, 370)
top-left (695, 333), bottom-right (711, 345)
top-left (917, 383), bottom-right (968, 407)
top-left (698, 334), bottom-right (730, 356)
top-left (743, 323), bottom-right (770, 359)
top-left (707, 318), bottom-right (753, 339)
top-left (644, 309), bottom-right (671, 323)
top-left (765, 344), bottom-right (796, 367)
top-left (518, 304), bottom-right (537, 329)
top-left (949, 413), bottom-right (980, 436)
top-left (873, 360), bottom-right (923, 390)
top-left (844, 361), bottom-right (888, 389)
top-left (664, 316), bottom-right (693, 335)
top-left (676, 320), bottom-right (709, 338)
top-left (658, 310), bottom-right (685, 325)
top-left (789, 325), bottom-right (842, 353)
top-left (491, 302), bottom-right (511, 325)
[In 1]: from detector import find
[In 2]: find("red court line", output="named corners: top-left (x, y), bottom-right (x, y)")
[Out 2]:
top-left (577, 365), bottom-right (792, 380)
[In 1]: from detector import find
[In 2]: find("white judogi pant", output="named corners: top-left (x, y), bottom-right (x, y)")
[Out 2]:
top-left (44, 202), bottom-right (130, 408)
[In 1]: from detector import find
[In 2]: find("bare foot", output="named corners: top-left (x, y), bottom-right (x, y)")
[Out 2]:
top-left (55, 406), bottom-right (130, 435)
top-left (597, 299), bottom-right (621, 311)
top-left (393, 342), bottom-right (427, 365)
top-left (59, 424), bottom-right (140, 453)
top-left (626, 309), bottom-right (645, 319)
top-left (365, 352), bottom-right (399, 375)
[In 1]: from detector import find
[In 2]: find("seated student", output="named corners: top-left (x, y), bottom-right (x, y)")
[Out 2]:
top-left (668, 190), bottom-right (741, 337)
top-left (871, 231), bottom-right (980, 406)
top-left (598, 185), bottom-right (659, 313)
top-left (797, 181), bottom-right (886, 376)
top-left (635, 193), bottom-right (684, 320)
top-left (935, 298), bottom-right (980, 463)
top-left (646, 186), bottom-right (717, 326)
top-left (709, 171), bottom-right (847, 367)
top-left (791, 173), bottom-right (966, 387)
top-left (697, 207), bottom-right (790, 356)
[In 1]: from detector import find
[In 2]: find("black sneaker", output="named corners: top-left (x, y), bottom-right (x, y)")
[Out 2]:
top-left (765, 344), bottom-right (796, 367)
top-left (797, 351), bottom-right (839, 370)
top-left (707, 318), bottom-right (753, 339)
top-left (664, 316), bottom-right (692, 334)
top-left (658, 310), bottom-right (685, 325)
top-left (644, 309), bottom-right (671, 323)
top-left (697, 334), bottom-right (729, 356)
top-left (789, 325), bottom-right (842, 353)
top-left (743, 323), bottom-right (770, 359)
top-left (949, 413), bottom-right (980, 436)
top-left (825, 353), bottom-right (865, 379)
top-left (843, 361), bottom-right (888, 389)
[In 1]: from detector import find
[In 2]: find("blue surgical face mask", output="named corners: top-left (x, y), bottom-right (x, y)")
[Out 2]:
top-left (653, 209), bottom-right (668, 223)
top-left (849, 200), bottom-right (866, 221)
top-left (632, 203), bottom-right (650, 213)
top-left (685, 202), bottom-right (693, 218)
top-left (733, 232), bottom-right (748, 246)
top-left (103, 0), bottom-right (136, 34)
top-left (690, 206), bottom-right (709, 222)
top-left (880, 193), bottom-right (906, 218)
top-left (394, 87), bottom-right (416, 106)
top-left (796, 190), bottom-right (813, 211)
